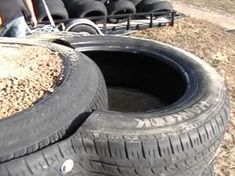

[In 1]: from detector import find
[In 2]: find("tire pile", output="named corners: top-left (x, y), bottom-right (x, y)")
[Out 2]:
top-left (33, 0), bottom-right (173, 23)
top-left (0, 34), bottom-right (229, 176)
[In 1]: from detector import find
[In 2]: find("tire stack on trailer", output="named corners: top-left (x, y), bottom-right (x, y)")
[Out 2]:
top-left (135, 0), bottom-right (173, 14)
top-left (62, 0), bottom-right (107, 21)
top-left (32, 0), bottom-right (173, 23)
top-left (33, 0), bottom-right (69, 22)
top-left (0, 34), bottom-right (230, 176)
top-left (101, 0), bottom-right (136, 23)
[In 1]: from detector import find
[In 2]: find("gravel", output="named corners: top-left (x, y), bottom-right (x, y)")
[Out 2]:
top-left (0, 44), bottom-right (62, 119)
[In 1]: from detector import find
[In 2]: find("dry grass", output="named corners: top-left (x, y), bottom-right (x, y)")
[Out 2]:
top-left (173, 0), bottom-right (235, 16)
top-left (133, 17), bottom-right (235, 176)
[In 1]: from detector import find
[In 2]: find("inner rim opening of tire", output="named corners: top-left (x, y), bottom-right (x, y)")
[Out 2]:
top-left (85, 11), bottom-right (105, 18)
top-left (83, 50), bottom-right (187, 112)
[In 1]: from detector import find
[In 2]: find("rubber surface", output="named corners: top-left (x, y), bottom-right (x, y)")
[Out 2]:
top-left (64, 19), bottom-right (104, 35)
top-left (66, 36), bottom-right (229, 176)
top-left (33, 0), bottom-right (69, 22)
top-left (0, 36), bottom-right (222, 176)
top-left (97, 0), bottom-right (109, 4)
top-left (64, 0), bottom-right (107, 20)
top-left (137, 0), bottom-right (173, 13)
top-left (0, 38), bottom-right (108, 163)
top-left (136, 0), bottom-right (161, 6)
top-left (0, 149), bottom-right (214, 176)
top-left (106, 0), bottom-right (136, 23)
top-left (0, 51), bottom-right (108, 176)
top-left (68, 24), bottom-right (100, 34)
top-left (201, 163), bottom-right (214, 176)
top-left (128, 0), bottom-right (143, 6)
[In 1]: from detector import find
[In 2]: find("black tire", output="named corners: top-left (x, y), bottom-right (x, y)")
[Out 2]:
top-left (137, 0), bottom-right (173, 13)
top-left (34, 0), bottom-right (69, 22)
top-left (136, 0), bottom-right (161, 6)
top-left (128, 0), bottom-right (143, 6)
top-left (65, 0), bottom-right (107, 21)
top-left (106, 0), bottom-right (136, 23)
top-left (0, 52), bottom-right (108, 176)
top-left (0, 39), bottom-right (108, 163)
top-left (0, 148), bottom-right (215, 176)
top-left (96, 0), bottom-right (109, 4)
top-left (63, 36), bottom-right (228, 175)
top-left (201, 163), bottom-right (214, 176)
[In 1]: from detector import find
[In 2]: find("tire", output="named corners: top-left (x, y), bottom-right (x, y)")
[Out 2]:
top-left (0, 39), bottom-right (108, 163)
top-left (33, 0), bottom-right (69, 22)
top-left (0, 151), bottom-right (214, 176)
top-left (64, 36), bottom-right (229, 175)
top-left (106, 0), bottom-right (136, 23)
top-left (68, 25), bottom-right (100, 35)
top-left (96, 0), bottom-right (109, 4)
top-left (136, 0), bottom-right (161, 6)
top-left (137, 0), bottom-right (173, 13)
top-left (128, 0), bottom-right (143, 6)
top-left (201, 163), bottom-right (214, 176)
top-left (65, 19), bottom-right (103, 35)
top-left (65, 0), bottom-right (107, 21)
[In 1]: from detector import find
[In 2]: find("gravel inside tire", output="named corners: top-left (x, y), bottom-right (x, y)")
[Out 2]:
top-left (0, 45), bottom-right (62, 119)
top-left (60, 35), bottom-right (229, 176)
top-left (0, 38), bottom-right (108, 163)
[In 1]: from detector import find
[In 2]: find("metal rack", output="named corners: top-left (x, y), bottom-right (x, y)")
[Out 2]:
top-left (87, 10), bottom-right (176, 34)
top-left (38, 10), bottom-right (177, 35)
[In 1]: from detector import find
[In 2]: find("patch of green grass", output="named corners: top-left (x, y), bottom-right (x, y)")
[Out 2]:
top-left (173, 0), bottom-right (235, 16)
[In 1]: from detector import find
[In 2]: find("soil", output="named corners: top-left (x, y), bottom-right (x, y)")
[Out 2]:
top-left (132, 17), bottom-right (235, 176)
top-left (172, 1), bottom-right (235, 30)
top-left (173, 0), bottom-right (235, 16)
top-left (0, 45), bottom-right (62, 119)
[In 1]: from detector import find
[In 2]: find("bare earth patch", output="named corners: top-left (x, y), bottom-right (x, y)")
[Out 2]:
top-left (0, 45), bottom-right (62, 119)
top-left (172, 1), bottom-right (235, 30)
top-left (173, 0), bottom-right (235, 16)
top-left (133, 17), bottom-right (235, 176)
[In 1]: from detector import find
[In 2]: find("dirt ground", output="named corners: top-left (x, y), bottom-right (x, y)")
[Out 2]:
top-left (0, 45), bottom-right (62, 119)
top-left (172, 1), bottom-right (235, 31)
top-left (133, 17), bottom-right (235, 176)
top-left (173, 0), bottom-right (235, 16)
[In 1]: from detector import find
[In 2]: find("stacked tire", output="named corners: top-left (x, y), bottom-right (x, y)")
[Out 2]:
top-left (135, 0), bottom-right (173, 14)
top-left (0, 38), bottom-right (108, 175)
top-left (0, 35), bottom-right (229, 176)
top-left (32, 0), bottom-right (173, 25)
top-left (104, 0), bottom-right (136, 23)
top-left (63, 0), bottom-right (107, 21)
top-left (64, 35), bottom-right (229, 176)
top-left (33, 0), bottom-right (69, 22)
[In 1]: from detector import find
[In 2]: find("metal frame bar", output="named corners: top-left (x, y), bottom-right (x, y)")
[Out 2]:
top-left (37, 10), bottom-right (176, 34)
